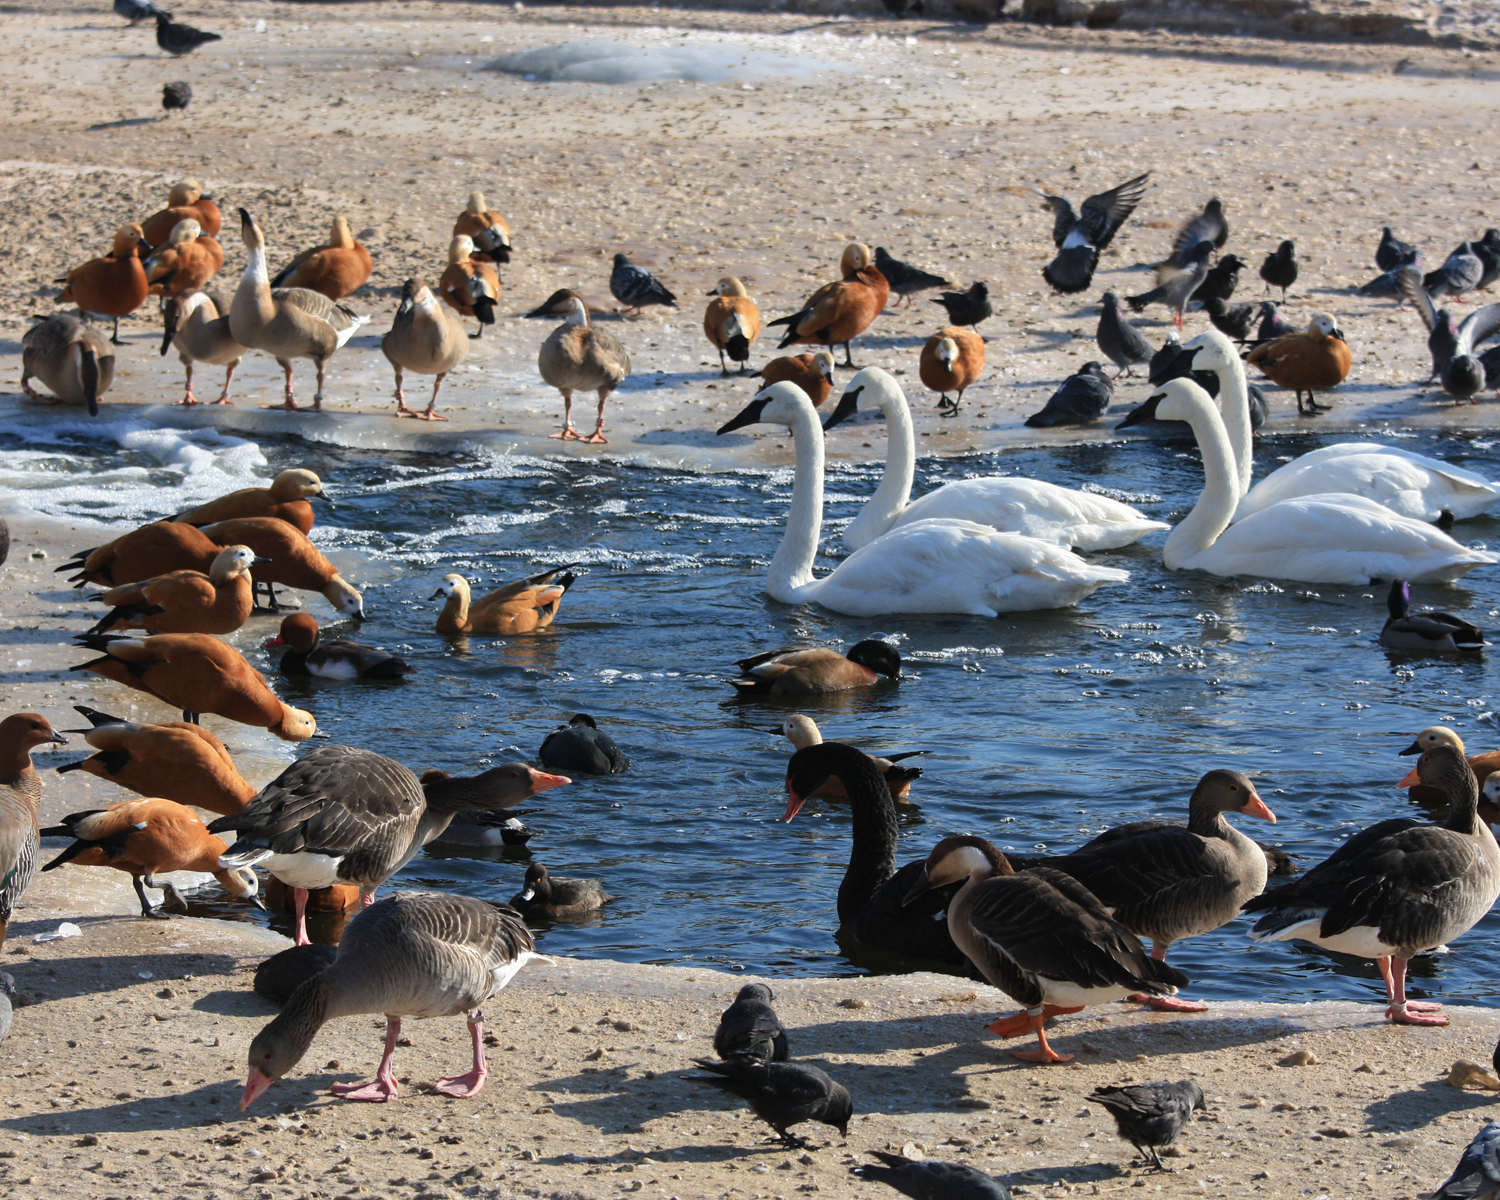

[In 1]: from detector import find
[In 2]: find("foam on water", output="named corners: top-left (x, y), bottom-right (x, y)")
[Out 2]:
top-left (487, 39), bottom-right (847, 85)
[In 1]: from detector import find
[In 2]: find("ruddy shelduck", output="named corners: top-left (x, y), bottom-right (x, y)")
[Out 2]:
top-left (21, 313), bottom-right (114, 415)
top-left (57, 223), bottom-right (151, 344)
top-left (60, 521), bottom-right (223, 589)
top-left (271, 215), bottom-right (373, 301)
top-left (537, 293), bottom-right (631, 443)
top-left (439, 235), bottom-right (502, 339)
top-left (758, 351), bottom-right (836, 407)
top-left (768, 243), bottom-right (889, 369)
top-left (172, 467), bottom-right (330, 534)
top-left (70, 632), bottom-right (317, 740)
top-left (1245, 312), bottom-right (1352, 416)
top-left (160, 288), bottom-right (245, 406)
top-left (41, 798), bottom-right (261, 917)
top-left (384, 278), bottom-right (469, 420)
top-left (144, 218), bottom-right (224, 298)
top-left (919, 326), bottom-right (986, 414)
top-left (453, 191), bottom-right (511, 264)
top-left (432, 568), bottom-right (576, 635)
top-left (56, 706), bottom-right (255, 816)
top-left (704, 277), bottom-right (762, 375)
top-left (199, 516), bottom-right (364, 618)
top-left (87, 543), bottom-right (263, 636)
top-left (140, 179), bottom-right (222, 248)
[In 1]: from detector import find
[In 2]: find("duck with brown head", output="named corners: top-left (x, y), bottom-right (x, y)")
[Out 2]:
top-left (265, 613), bottom-right (415, 681)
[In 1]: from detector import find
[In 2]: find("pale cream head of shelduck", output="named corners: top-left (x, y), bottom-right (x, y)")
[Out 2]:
top-left (221, 866), bottom-right (260, 902)
top-left (272, 704), bottom-right (317, 742)
top-left (1402, 725), bottom-right (1466, 756)
top-left (448, 234), bottom-right (478, 265)
top-left (207, 544), bottom-right (259, 584)
top-left (268, 468), bottom-right (326, 501)
top-left (839, 243), bottom-right (872, 273)
top-left (323, 574), bottom-right (365, 619)
top-left (165, 218), bottom-right (203, 246)
top-left (780, 714), bottom-right (823, 750)
top-left (1483, 774), bottom-right (1500, 807)
top-left (937, 337), bottom-right (959, 371)
top-left (169, 179), bottom-right (204, 206)
top-left (466, 191), bottom-right (488, 214)
top-left (713, 277), bottom-right (750, 298)
top-left (434, 573), bottom-right (468, 599)
top-left (1307, 312), bottom-right (1343, 339)
top-left (812, 350), bottom-right (836, 385)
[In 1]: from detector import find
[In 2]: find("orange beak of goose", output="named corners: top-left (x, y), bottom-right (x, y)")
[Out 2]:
top-left (529, 770), bottom-right (572, 794)
top-left (240, 1067), bottom-right (274, 1111)
top-left (1242, 792), bottom-right (1276, 822)
top-left (1396, 766), bottom-right (1422, 789)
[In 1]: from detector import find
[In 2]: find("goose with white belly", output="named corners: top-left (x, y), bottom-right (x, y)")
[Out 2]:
top-left (210, 747), bottom-right (570, 945)
top-left (1243, 741), bottom-right (1500, 1025)
top-left (1118, 378), bottom-right (1495, 584)
top-left (821, 368), bottom-right (1169, 552)
top-left (717, 383), bottom-right (1129, 617)
top-left (1169, 331), bottom-right (1500, 522)
top-left (903, 835), bottom-right (1188, 1063)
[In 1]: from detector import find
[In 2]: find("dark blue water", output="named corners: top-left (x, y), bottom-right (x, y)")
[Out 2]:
top-left (14, 422), bottom-right (1500, 1006)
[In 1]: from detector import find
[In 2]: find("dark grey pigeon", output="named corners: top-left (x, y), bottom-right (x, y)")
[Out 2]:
top-left (852, 1151), bottom-right (1012, 1200)
top-left (1428, 1120), bottom-right (1500, 1199)
top-left (713, 983), bottom-right (789, 1063)
top-left (1257, 301), bottom-right (1295, 342)
top-left (1037, 172), bottom-right (1151, 295)
top-left (1425, 241), bottom-right (1484, 300)
top-left (117, 0), bottom-right (170, 24)
top-left (1025, 361), bottom-right (1113, 427)
top-left (155, 12), bottom-right (219, 55)
top-left (931, 281), bottom-right (991, 330)
top-left (1162, 198), bottom-right (1228, 270)
top-left (1096, 291), bottom-right (1152, 377)
top-left (1473, 229), bottom-right (1500, 291)
top-left (689, 1057), bottom-right (852, 1149)
top-left (1376, 226), bottom-right (1420, 273)
top-left (1089, 1080), bottom-right (1207, 1171)
top-left (1127, 240), bottom-right (1214, 326)
top-left (162, 80), bottom-right (192, 115)
top-left (874, 247), bottom-right (950, 307)
top-left (1196, 254), bottom-right (1245, 304)
top-left (1358, 257), bottom-right (1422, 298)
top-left (1203, 296), bottom-right (1257, 342)
top-left (1259, 239), bottom-right (1298, 300)
top-left (610, 253), bottom-right (676, 314)
top-left (1400, 267), bottom-right (1464, 385)
top-left (538, 713), bottom-right (629, 775)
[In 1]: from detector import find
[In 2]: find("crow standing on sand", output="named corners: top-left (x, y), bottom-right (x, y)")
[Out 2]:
top-left (1089, 1080), bottom-right (1207, 1171)
top-left (156, 13), bottom-right (220, 56)
top-left (689, 1056), bottom-right (852, 1148)
top-left (712, 983), bottom-right (788, 1063)
top-left (874, 247), bottom-right (950, 308)
top-left (1036, 172), bottom-right (1151, 295)
top-left (1259, 239), bottom-right (1298, 300)
top-left (610, 253), bottom-right (676, 315)
top-left (1096, 291), bottom-right (1152, 377)
top-left (852, 1151), bottom-right (1012, 1199)
top-left (931, 281), bottom-right (991, 331)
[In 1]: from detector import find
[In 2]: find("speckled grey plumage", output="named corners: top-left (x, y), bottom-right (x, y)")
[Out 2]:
top-left (1400, 267), bottom-right (1460, 381)
top-left (1428, 1119), bottom-right (1500, 1199)
top-left (1425, 241), bottom-right (1484, 300)
top-left (610, 254), bottom-right (676, 311)
top-left (1096, 292), bottom-right (1152, 376)
top-left (1401, 269), bottom-right (1500, 401)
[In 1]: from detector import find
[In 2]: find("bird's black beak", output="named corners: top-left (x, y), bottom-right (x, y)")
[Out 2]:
top-left (717, 398), bottom-right (769, 435)
top-left (705, 288), bottom-right (719, 296)
top-left (429, 588), bottom-right (446, 601)
top-left (1177, 344), bottom-right (1201, 367)
top-left (314, 493), bottom-right (335, 509)
top-left (48, 731), bottom-right (68, 747)
top-left (1331, 327), bottom-right (1347, 343)
top-left (821, 385), bottom-right (863, 432)
top-left (767, 726), bottom-right (785, 735)
top-left (902, 868), bottom-right (934, 907)
top-left (252, 557), bottom-right (274, 566)
top-left (1398, 739), bottom-right (1423, 757)
top-left (1116, 392), bottom-right (1165, 429)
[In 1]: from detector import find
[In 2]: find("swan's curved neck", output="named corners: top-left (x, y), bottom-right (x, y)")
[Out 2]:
top-left (1164, 396), bottom-right (1241, 570)
top-left (766, 404), bottom-right (827, 603)
top-left (838, 760), bottom-right (899, 921)
top-left (1214, 354), bottom-right (1253, 497)
top-left (845, 389), bottom-right (915, 547)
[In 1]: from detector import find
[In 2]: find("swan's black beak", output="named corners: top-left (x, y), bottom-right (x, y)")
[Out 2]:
top-left (1176, 343), bottom-right (1202, 368)
top-left (1116, 392), bottom-right (1165, 430)
top-left (902, 868), bottom-right (934, 907)
top-left (821, 385), bottom-right (863, 432)
top-left (717, 398), bottom-right (768, 435)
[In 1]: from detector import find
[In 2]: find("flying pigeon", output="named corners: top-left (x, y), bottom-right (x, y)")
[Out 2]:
top-left (1128, 240), bottom-right (1214, 327)
top-left (1037, 172), bottom-right (1151, 295)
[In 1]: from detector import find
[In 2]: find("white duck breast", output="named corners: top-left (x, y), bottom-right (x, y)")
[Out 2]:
top-left (830, 367), bottom-right (1167, 551)
top-left (1130, 379), bottom-right (1495, 585)
top-left (262, 851), bottom-right (345, 891)
top-left (720, 382), bottom-right (1128, 618)
top-left (304, 657), bottom-right (362, 682)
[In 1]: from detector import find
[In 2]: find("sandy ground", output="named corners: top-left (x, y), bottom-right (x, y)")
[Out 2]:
top-left (7, 6), bottom-right (1500, 1197)
top-left (3, 3), bottom-right (1500, 470)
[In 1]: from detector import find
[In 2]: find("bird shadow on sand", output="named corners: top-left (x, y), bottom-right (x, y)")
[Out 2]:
top-left (86, 117), bottom-right (161, 131)
top-left (1001, 1161), bottom-right (1129, 1188)
top-left (0, 1082), bottom-right (241, 1137)
top-left (1362, 1078), bottom-right (1500, 1133)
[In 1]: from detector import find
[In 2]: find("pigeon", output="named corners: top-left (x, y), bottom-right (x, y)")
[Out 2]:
top-left (537, 713), bottom-right (629, 775)
top-left (116, 0), bottom-right (170, 24)
top-left (689, 1057), bottom-right (852, 1148)
top-left (1127, 240), bottom-right (1214, 327)
top-left (1428, 1120), bottom-right (1500, 1199)
top-left (713, 983), bottom-right (789, 1063)
top-left (1037, 172), bottom-right (1151, 294)
top-left (1096, 291), bottom-right (1152, 377)
top-left (610, 253), bottom-right (676, 315)
top-left (1358, 258), bottom-right (1422, 298)
top-left (1256, 301), bottom-right (1295, 342)
top-left (874, 247), bottom-right (950, 307)
top-left (1259, 239), bottom-right (1298, 300)
top-left (852, 1151), bottom-right (1012, 1199)
top-left (1024, 361), bottom-right (1113, 427)
top-left (1196, 254), bottom-right (1246, 304)
top-left (161, 80), bottom-right (192, 115)
top-left (1425, 241), bottom-right (1484, 301)
top-left (931, 281), bottom-right (991, 331)
top-left (1202, 296), bottom-right (1257, 342)
top-left (1376, 226), bottom-right (1421, 273)
top-left (1473, 229), bottom-right (1500, 291)
top-left (1088, 1080), bottom-right (1206, 1171)
top-left (155, 12), bottom-right (220, 55)
top-left (1399, 269), bottom-right (1499, 400)
top-left (1159, 198), bottom-right (1228, 273)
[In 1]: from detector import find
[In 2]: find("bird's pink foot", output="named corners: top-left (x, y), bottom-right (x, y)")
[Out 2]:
top-left (432, 1068), bottom-right (486, 1098)
top-left (549, 426), bottom-right (582, 440)
top-left (1135, 995), bottom-right (1208, 1013)
top-left (1387, 1004), bottom-right (1449, 1026)
top-left (330, 1078), bottom-right (398, 1101)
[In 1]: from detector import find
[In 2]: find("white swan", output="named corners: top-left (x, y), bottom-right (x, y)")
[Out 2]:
top-left (822, 367), bottom-right (1169, 552)
top-left (717, 383), bottom-right (1130, 617)
top-left (1179, 331), bottom-right (1500, 522)
top-left (1119, 378), bottom-right (1497, 584)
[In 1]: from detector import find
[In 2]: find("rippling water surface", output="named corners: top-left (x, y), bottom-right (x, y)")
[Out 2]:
top-left (7, 414), bottom-right (1500, 1006)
